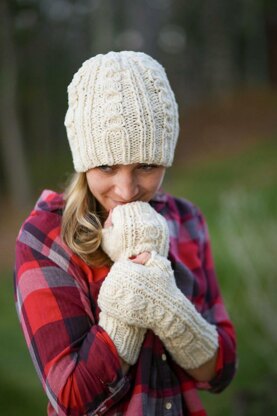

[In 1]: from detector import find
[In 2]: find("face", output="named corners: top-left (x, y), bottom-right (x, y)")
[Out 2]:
top-left (86, 163), bottom-right (166, 213)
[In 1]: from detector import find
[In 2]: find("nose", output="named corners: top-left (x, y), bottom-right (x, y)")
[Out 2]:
top-left (114, 172), bottom-right (139, 202)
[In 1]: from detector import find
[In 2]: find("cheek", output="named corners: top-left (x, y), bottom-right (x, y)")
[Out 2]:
top-left (152, 171), bottom-right (165, 190)
top-left (88, 183), bottom-right (98, 195)
top-left (158, 174), bottom-right (165, 188)
top-left (86, 176), bottom-right (94, 194)
top-left (143, 174), bottom-right (165, 195)
top-left (86, 173), bottom-right (107, 196)
top-left (89, 183), bottom-right (108, 197)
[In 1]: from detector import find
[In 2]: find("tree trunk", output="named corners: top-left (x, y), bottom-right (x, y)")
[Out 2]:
top-left (201, 0), bottom-right (236, 93)
top-left (0, 0), bottom-right (31, 208)
top-left (89, 0), bottom-right (115, 54)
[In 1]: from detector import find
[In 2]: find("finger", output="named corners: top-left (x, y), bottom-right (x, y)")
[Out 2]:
top-left (130, 252), bottom-right (151, 265)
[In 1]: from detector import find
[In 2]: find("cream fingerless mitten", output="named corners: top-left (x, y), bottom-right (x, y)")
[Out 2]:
top-left (101, 201), bottom-right (169, 261)
top-left (146, 254), bottom-right (219, 369)
top-left (100, 201), bottom-right (168, 364)
top-left (98, 253), bottom-right (218, 369)
top-left (98, 312), bottom-right (146, 365)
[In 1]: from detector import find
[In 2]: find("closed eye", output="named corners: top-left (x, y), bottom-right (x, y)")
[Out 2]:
top-left (97, 165), bottom-right (116, 173)
top-left (139, 164), bottom-right (160, 172)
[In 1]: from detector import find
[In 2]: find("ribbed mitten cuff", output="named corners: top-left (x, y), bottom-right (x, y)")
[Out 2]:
top-left (98, 311), bottom-right (146, 365)
top-left (156, 309), bottom-right (219, 369)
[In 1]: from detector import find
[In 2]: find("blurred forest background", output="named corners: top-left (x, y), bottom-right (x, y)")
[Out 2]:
top-left (0, 0), bottom-right (277, 415)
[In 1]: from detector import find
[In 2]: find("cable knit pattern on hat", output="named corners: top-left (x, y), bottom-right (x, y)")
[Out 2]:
top-left (101, 201), bottom-right (169, 262)
top-left (98, 253), bottom-right (219, 369)
top-left (64, 51), bottom-right (179, 171)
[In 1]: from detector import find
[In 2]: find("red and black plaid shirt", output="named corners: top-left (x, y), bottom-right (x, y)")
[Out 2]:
top-left (14, 190), bottom-right (236, 416)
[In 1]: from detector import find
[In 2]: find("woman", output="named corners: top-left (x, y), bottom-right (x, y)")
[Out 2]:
top-left (15, 51), bottom-right (236, 416)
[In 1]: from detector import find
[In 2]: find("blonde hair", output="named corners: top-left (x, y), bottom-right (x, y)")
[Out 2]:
top-left (61, 172), bottom-right (112, 267)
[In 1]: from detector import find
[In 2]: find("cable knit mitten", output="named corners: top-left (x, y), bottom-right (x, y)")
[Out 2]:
top-left (101, 201), bottom-right (169, 261)
top-left (99, 201), bottom-right (169, 365)
top-left (98, 252), bottom-right (218, 369)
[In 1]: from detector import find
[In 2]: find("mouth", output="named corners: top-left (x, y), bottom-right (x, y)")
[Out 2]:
top-left (112, 200), bottom-right (129, 206)
top-left (110, 199), bottom-right (142, 209)
top-left (108, 196), bottom-right (145, 208)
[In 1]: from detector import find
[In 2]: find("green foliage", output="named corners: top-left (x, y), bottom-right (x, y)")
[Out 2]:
top-left (164, 137), bottom-right (277, 415)
top-left (0, 273), bottom-right (47, 415)
top-left (1, 137), bottom-right (276, 415)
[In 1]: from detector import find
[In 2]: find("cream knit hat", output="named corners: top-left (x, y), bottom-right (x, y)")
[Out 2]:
top-left (64, 51), bottom-right (179, 172)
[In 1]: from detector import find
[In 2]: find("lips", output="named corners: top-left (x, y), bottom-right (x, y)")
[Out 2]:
top-left (112, 202), bottom-right (131, 209)
top-left (111, 198), bottom-right (140, 206)
top-left (107, 196), bottom-right (147, 210)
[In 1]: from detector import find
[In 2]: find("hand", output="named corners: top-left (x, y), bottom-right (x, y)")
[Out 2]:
top-left (101, 201), bottom-right (169, 261)
top-left (98, 252), bottom-right (218, 369)
top-left (99, 210), bottom-right (149, 365)
top-left (105, 210), bottom-right (152, 265)
top-left (99, 252), bottom-right (181, 329)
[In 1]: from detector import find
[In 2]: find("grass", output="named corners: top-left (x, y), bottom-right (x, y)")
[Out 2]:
top-left (1, 137), bottom-right (276, 415)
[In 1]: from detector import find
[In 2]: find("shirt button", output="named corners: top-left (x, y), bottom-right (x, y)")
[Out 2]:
top-left (161, 353), bottom-right (167, 361)
top-left (165, 401), bottom-right (172, 410)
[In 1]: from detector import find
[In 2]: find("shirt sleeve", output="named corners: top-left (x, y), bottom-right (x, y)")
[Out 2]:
top-left (194, 208), bottom-right (237, 393)
top-left (15, 237), bottom-right (130, 416)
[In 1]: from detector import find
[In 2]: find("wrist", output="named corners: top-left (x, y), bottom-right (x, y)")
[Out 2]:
top-left (154, 292), bottom-right (219, 369)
